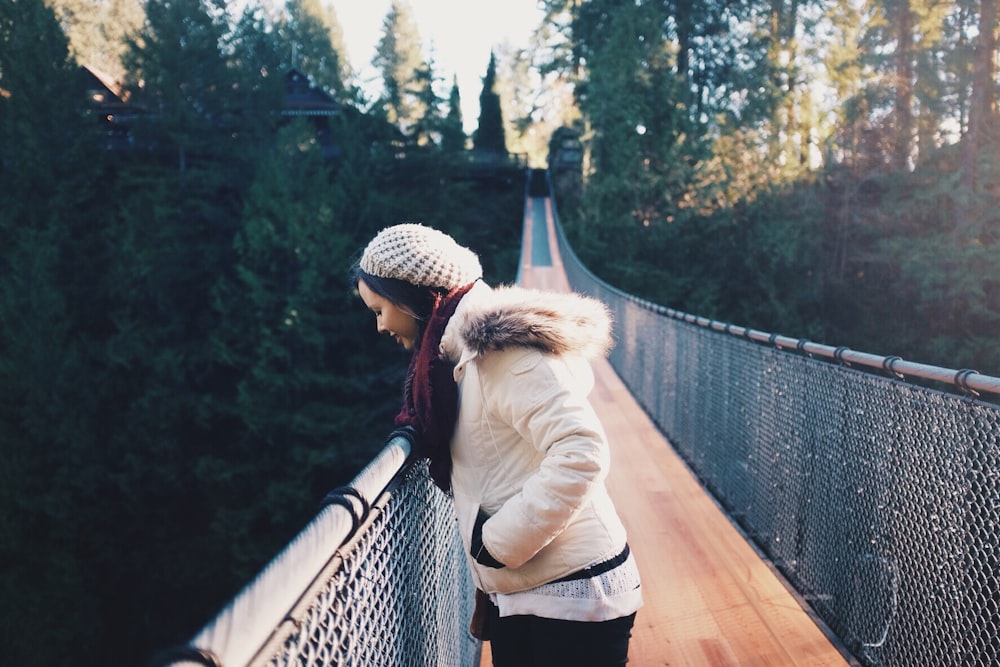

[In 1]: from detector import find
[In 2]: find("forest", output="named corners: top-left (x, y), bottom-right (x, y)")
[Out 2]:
top-left (543, 0), bottom-right (1000, 378)
top-left (1, 0), bottom-right (998, 665)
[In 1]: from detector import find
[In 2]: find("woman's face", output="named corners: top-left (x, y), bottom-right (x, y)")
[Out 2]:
top-left (357, 279), bottom-right (421, 351)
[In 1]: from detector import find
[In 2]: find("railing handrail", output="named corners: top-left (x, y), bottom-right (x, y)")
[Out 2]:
top-left (155, 432), bottom-right (414, 667)
top-left (613, 294), bottom-right (1000, 397)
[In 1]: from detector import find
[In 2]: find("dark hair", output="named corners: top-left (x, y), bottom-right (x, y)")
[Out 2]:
top-left (350, 263), bottom-right (444, 322)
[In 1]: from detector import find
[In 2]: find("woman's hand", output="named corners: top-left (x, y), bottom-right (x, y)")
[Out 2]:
top-left (471, 508), bottom-right (506, 568)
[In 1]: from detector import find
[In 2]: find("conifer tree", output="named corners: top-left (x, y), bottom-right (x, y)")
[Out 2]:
top-left (281, 0), bottom-right (353, 100)
top-left (961, 0), bottom-right (998, 214)
top-left (409, 56), bottom-right (444, 147)
top-left (228, 3), bottom-right (290, 105)
top-left (0, 0), bottom-right (115, 661)
top-left (102, 2), bottom-right (286, 653)
top-left (473, 51), bottom-right (506, 154)
top-left (572, 1), bottom-right (648, 275)
top-left (373, 0), bottom-right (425, 131)
top-left (441, 75), bottom-right (467, 153)
top-left (493, 42), bottom-right (540, 162)
top-left (207, 119), bottom-right (378, 579)
top-left (886, 0), bottom-right (917, 169)
top-left (125, 0), bottom-right (248, 169)
top-left (824, 0), bottom-right (868, 173)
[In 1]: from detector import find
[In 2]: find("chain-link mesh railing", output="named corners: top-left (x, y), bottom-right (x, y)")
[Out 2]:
top-left (152, 433), bottom-right (479, 667)
top-left (550, 188), bottom-right (1000, 667)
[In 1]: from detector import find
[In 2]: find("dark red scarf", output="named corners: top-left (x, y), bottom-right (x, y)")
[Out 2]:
top-left (394, 283), bottom-right (475, 492)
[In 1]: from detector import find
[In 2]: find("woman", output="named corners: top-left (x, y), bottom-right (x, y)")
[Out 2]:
top-left (352, 223), bottom-right (642, 667)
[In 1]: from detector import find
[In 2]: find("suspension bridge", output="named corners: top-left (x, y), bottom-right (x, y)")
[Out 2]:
top-left (154, 169), bottom-right (1000, 667)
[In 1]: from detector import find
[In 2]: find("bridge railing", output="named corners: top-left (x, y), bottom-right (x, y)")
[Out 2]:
top-left (547, 175), bottom-right (1000, 667)
top-left (152, 430), bottom-right (479, 667)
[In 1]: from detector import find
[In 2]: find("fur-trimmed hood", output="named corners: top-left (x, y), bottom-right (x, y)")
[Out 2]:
top-left (441, 282), bottom-right (613, 362)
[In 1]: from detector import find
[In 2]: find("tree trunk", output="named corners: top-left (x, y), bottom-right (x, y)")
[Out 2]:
top-left (957, 0), bottom-right (997, 240)
top-left (962, 0), bottom-right (997, 192)
top-left (894, 1), bottom-right (914, 170)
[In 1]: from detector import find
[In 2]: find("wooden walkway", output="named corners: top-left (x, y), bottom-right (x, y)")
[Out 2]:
top-left (480, 198), bottom-right (856, 666)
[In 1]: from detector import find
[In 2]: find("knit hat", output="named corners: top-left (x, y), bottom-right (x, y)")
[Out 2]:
top-left (359, 223), bottom-right (483, 289)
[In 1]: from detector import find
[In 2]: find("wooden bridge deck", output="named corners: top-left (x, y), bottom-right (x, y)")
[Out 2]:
top-left (480, 197), bottom-right (856, 666)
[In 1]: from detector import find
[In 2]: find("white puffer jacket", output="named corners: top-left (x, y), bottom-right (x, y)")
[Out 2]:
top-left (439, 281), bottom-right (629, 594)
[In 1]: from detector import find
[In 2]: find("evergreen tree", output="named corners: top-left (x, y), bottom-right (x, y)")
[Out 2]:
top-left (942, 0), bottom-right (981, 139)
top-left (572, 1), bottom-right (666, 286)
top-left (882, 0), bottom-right (918, 168)
top-left (473, 51), bottom-right (506, 154)
top-left (762, 0), bottom-right (827, 176)
top-left (228, 2), bottom-right (290, 101)
top-left (0, 0), bottom-right (82, 220)
top-left (280, 0), bottom-right (353, 100)
top-left (823, 0), bottom-right (869, 173)
top-left (409, 55), bottom-right (444, 147)
top-left (441, 74), bottom-right (467, 153)
top-left (125, 0), bottom-right (255, 169)
top-left (960, 0), bottom-right (997, 229)
top-left (861, 0), bottom-right (957, 168)
top-left (373, 0), bottom-right (425, 132)
top-left (98, 0), bottom-right (285, 656)
top-left (0, 0), bottom-right (117, 661)
top-left (207, 119), bottom-right (383, 580)
top-left (509, 12), bottom-right (581, 166)
top-left (911, 0), bottom-right (952, 166)
top-left (493, 41), bottom-right (547, 164)
top-left (318, 0), bottom-right (358, 102)
top-left (563, 0), bottom-right (763, 128)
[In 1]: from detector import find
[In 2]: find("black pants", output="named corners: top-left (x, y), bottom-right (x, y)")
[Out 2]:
top-left (489, 611), bottom-right (637, 667)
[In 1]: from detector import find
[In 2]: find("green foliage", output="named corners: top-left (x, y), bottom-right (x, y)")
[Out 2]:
top-left (373, 0), bottom-right (425, 128)
top-left (553, 0), bottom-right (1000, 379)
top-left (818, 144), bottom-right (1000, 374)
top-left (566, 0), bottom-right (706, 301)
top-left (473, 51), bottom-right (506, 154)
top-left (409, 56), bottom-right (445, 148)
top-left (0, 1), bottom-right (122, 661)
top-left (440, 76), bottom-right (467, 153)
top-left (211, 119), bottom-right (378, 472)
top-left (0, 1), bottom-right (525, 665)
top-left (279, 0), bottom-right (353, 99)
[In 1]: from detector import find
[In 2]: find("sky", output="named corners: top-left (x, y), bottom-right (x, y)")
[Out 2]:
top-left (329, 0), bottom-right (546, 132)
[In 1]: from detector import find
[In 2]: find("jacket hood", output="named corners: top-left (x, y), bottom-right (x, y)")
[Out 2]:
top-left (456, 285), bottom-right (613, 359)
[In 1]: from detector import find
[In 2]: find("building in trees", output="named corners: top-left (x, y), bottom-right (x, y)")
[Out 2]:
top-left (74, 64), bottom-right (383, 162)
top-left (79, 65), bottom-right (139, 151)
top-left (281, 68), bottom-right (346, 160)
top-left (547, 126), bottom-right (583, 199)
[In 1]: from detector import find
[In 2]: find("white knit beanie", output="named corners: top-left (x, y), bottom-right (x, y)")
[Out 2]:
top-left (359, 223), bottom-right (483, 290)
